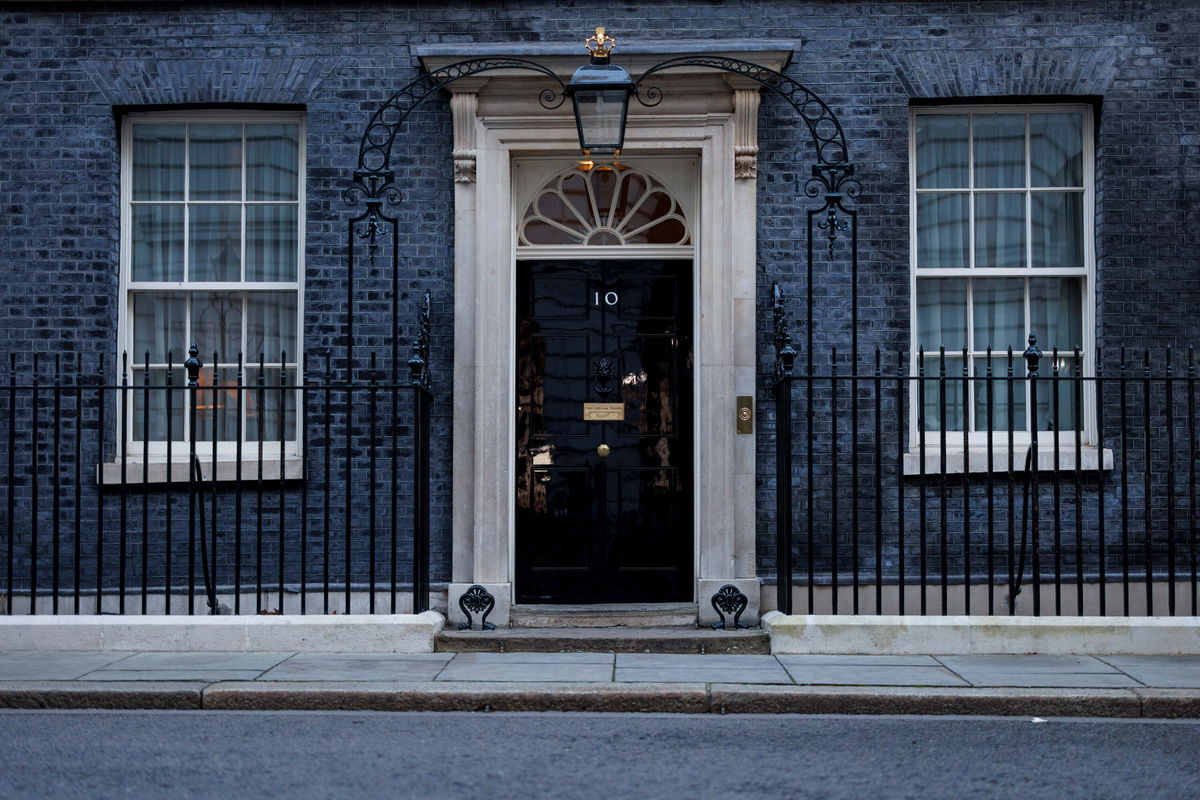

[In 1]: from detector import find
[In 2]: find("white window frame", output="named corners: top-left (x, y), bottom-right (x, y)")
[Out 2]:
top-left (907, 103), bottom-right (1100, 470)
top-left (116, 110), bottom-right (306, 464)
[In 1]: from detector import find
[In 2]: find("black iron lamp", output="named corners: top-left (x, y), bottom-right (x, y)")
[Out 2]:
top-left (564, 27), bottom-right (635, 156)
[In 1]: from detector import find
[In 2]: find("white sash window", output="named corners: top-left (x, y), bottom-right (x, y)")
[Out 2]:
top-left (910, 105), bottom-right (1094, 444)
top-left (119, 111), bottom-right (304, 457)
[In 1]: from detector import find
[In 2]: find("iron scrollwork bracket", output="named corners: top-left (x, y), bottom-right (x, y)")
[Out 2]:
top-left (710, 584), bottom-right (749, 630)
top-left (806, 164), bottom-right (862, 257)
top-left (633, 58), bottom-right (862, 258)
top-left (816, 204), bottom-right (850, 256)
top-left (346, 58), bottom-right (567, 209)
top-left (631, 56), bottom-right (850, 165)
top-left (344, 169), bottom-right (401, 209)
top-left (457, 584), bottom-right (496, 631)
top-left (355, 211), bottom-right (388, 264)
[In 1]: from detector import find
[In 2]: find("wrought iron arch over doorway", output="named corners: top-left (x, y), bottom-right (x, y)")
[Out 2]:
top-left (342, 50), bottom-right (861, 370)
top-left (343, 42), bottom-right (864, 617)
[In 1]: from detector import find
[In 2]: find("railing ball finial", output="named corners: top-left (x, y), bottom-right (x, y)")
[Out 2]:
top-left (772, 282), bottom-right (798, 378)
top-left (1023, 331), bottom-right (1043, 377)
top-left (407, 344), bottom-right (426, 386)
top-left (407, 291), bottom-right (433, 391)
top-left (185, 343), bottom-right (202, 387)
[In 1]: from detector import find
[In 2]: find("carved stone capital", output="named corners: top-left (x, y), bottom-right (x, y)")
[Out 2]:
top-left (735, 146), bottom-right (758, 180)
top-left (453, 151), bottom-right (476, 183)
top-left (732, 87), bottom-right (761, 180)
top-left (450, 89), bottom-right (479, 184)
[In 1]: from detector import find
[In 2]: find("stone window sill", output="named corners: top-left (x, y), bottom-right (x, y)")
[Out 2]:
top-left (97, 457), bottom-right (304, 486)
top-left (902, 446), bottom-right (1113, 476)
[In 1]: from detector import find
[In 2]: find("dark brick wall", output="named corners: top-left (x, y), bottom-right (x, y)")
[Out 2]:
top-left (747, 0), bottom-right (1199, 590)
top-left (0, 1), bottom-right (1197, 597)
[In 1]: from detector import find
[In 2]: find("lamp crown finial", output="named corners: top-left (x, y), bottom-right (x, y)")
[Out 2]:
top-left (586, 26), bottom-right (616, 58)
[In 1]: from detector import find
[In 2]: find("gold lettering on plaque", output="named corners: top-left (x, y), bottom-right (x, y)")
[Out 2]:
top-left (583, 402), bottom-right (625, 421)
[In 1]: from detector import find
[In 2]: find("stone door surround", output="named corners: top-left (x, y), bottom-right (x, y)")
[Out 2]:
top-left (412, 39), bottom-right (798, 627)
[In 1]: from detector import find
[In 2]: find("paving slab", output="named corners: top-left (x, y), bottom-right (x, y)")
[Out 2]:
top-left (956, 672), bottom-right (1145, 689)
top-left (936, 654), bottom-right (1140, 688)
top-left (936, 655), bottom-right (1121, 673)
top-left (259, 653), bottom-right (452, 682)
top-left (1099, 655), bottom-right (1200, 667)
top-left (447, 652), bottom-right (614, 665)
top-left (1096, 664), bottom-right (1200, 688)
top-left (615, 653), bottom-right (790, 684)
top-left (0, 651), bottom-right (136, 680)
top-left (1098, 655), bottom-right (1200, 687)
top-left (775, 654), bottom-right (941, 667)
top-left (615, 665), bottom-right (792, 684)
top-left (100, 652), bottom-right (292, 671)
top-left (79, 670), bottom-right (266, 682)
top-left (781, 664), bottom-right (968, 687)
top-left (616, 653), bottom-right (779, 669)
top-left (435, 659), bottom-right (614, 683)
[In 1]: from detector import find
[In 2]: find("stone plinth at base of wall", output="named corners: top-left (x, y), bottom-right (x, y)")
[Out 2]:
top-left (763, 612), bottom-right (1200, 655)
top-left (0, 612), bottom-right (444, 653)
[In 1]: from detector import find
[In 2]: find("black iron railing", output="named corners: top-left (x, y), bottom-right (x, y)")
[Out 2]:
top-left (770, 284), bottom-right (1199, 617)
top-left (1, 298), bottom-right (436, 617)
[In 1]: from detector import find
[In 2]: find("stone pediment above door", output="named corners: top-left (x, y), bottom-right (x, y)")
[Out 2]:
top-left (413, 38), bottom-right (798, 79)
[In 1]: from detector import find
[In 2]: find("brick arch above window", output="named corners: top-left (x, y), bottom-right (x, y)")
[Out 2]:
top-left (81, 57), bottom-right (342, 106)
top-left (883, 47), bottom-right (1125, 99)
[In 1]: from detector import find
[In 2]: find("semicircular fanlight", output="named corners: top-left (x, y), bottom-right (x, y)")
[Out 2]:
top-left (518, 166), bottom-right (690, 247)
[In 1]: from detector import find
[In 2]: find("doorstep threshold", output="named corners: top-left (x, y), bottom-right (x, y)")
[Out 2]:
top-left (509, 603), bottom-right (699, 629)
top-left (437, 626), bottom-right (769, 654)
top-left (512, 603), bottom-right (696, 614)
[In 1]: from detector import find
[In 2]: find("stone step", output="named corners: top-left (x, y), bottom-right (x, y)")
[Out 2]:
top-left (436, 626), bottom-right (770, 654)
top-left (508, 603), bottom-right (698, 628)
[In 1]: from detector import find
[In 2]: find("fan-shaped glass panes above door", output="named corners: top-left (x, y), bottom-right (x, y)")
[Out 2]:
top-left (518, 166), bottom-right (690, 246)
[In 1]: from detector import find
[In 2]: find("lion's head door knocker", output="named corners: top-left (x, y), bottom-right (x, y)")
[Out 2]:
top-left (593, 356), bottom-right (615, 396)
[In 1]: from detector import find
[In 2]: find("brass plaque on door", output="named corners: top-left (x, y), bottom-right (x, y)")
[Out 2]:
top-left (583, 402), bottom-right (625, 421)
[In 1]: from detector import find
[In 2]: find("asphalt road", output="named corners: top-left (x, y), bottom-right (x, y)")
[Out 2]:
top-left (2, 711), bottom-right (1197, 799)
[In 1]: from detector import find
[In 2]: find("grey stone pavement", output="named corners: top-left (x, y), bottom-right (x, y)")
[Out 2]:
top-left (1, 650), bottom-right (1198, 716)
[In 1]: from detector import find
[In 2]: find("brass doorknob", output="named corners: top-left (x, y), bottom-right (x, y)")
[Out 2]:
top-left (596, 443), bottom-right (611, 457)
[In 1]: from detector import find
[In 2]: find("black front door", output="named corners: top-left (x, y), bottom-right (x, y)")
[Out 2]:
top-left (516, 260), bottom-right (693, 604)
